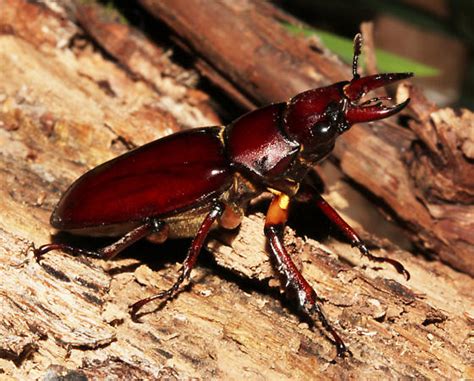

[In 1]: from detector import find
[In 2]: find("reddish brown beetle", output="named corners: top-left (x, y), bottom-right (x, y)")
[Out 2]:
top-left (35, 34), bottom-right (411, 357)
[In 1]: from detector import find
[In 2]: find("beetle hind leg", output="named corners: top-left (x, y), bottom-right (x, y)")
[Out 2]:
top-left (34, 218), bottom-right (166, 262)
top-left (264, 193), bottom-right (350, 358)
top-left (129, 202), bottom-right (225, 320)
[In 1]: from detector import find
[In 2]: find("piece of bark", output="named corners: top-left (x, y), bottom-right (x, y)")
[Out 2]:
top-left (138, 0), bottom-right (474, 276)
top-left (1, 1), bottom-right (474, 380)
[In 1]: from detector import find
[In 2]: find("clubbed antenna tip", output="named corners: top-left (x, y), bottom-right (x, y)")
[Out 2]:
top-left (352, 33), bottom-right (363, 80)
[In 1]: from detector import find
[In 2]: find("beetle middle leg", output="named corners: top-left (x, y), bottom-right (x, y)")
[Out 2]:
top-left (129, 201), bottom-right (225, 319)
top-left (34, 218), bottom-right (167, 262)
top-left (298, 181), bottom-right (410, 280)
top-left (264, 192), bottom-right (349, 358)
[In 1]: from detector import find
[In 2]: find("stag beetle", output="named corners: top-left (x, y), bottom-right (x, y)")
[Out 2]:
top-left (35, 34), bottom-right (412, 357)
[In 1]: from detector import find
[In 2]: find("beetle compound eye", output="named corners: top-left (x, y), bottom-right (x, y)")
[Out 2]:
top-left (310, 122), bottom-right (336, 141)
top-left (299, 121), bottom-right (338, 161)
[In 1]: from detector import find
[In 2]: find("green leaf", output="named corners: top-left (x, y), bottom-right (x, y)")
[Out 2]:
top-left (284, 24), bottom-right (440, 77)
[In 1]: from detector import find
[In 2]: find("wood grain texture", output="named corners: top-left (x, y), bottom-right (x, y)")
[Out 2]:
top-left (0, 1), bottom-right (473, 379)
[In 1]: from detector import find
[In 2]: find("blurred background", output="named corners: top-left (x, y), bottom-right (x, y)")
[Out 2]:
top-left (280, 0), bottom-right (474, 108)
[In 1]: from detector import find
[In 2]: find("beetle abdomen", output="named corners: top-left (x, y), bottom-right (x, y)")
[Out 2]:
top-left (51, 127), bottom-right (232, 230)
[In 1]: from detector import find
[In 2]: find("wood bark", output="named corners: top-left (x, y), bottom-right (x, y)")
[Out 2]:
top-left (0, 0), bottom-right (473, 380)
top-left (139, 0), bottom-right (474, 276)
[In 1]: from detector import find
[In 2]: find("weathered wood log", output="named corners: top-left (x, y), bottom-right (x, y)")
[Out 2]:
top-left (139, 0), bottom-right (474, 276)
top-left (0, 0), bottom-right (473, 379)
top-left (71, 1), bottom-right (219, 130)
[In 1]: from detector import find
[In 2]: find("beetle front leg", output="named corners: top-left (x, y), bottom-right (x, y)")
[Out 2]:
top-left (130, 202), bottom-right (225, 320)
top-left (34, 218), bottom-right (167, 262)
top-left (264, 193), bottom-right (349, 358)
top-left (298, 182), bottom-right (410, 280)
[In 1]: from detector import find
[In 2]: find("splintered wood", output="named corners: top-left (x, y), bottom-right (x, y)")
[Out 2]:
top-left (0, 0), bottom-right (473, 379)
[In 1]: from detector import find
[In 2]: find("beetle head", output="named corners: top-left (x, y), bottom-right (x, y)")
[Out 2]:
top-left (283, 34), bottom-right (412, 162)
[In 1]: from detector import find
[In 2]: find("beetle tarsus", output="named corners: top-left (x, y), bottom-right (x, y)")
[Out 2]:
top-left (308, 303), bottom-right (352, 359)
top-left (355, 243), bottom-right (410, 280)
top-left (130, 271), bottom-right (187, 321)
top-left (33, 243), bottom-right (103, 264)
top-left (129, 202), bottom-right (225, 320)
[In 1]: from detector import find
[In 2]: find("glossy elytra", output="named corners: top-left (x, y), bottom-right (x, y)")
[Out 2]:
top-left (35, 34), bottom-right (412, 358)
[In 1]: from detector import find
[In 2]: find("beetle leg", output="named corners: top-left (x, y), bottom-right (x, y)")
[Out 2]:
top-left (264, 193), bottom-right (349, 358)
top-left (298, 182), bottom-right (410, 280)
top-left (130, 202), bottom-right (225, 319)
top-left (34, 219), bottom-right (166, 262)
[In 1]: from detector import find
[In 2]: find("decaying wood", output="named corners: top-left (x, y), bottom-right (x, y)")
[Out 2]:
top-left (70, 2), bottom-right (219, 130)
top-left (0, 0), bottom-right (473, 380)
top-left (139, 0), bottom-right (474, 276)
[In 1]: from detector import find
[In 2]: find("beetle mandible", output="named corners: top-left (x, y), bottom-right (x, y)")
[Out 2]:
top-left (35, 34), bottom-right (412, 357)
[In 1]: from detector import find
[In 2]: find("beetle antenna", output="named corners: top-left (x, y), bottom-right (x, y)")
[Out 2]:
top-left (352, 33), bottom-right (362, 80)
